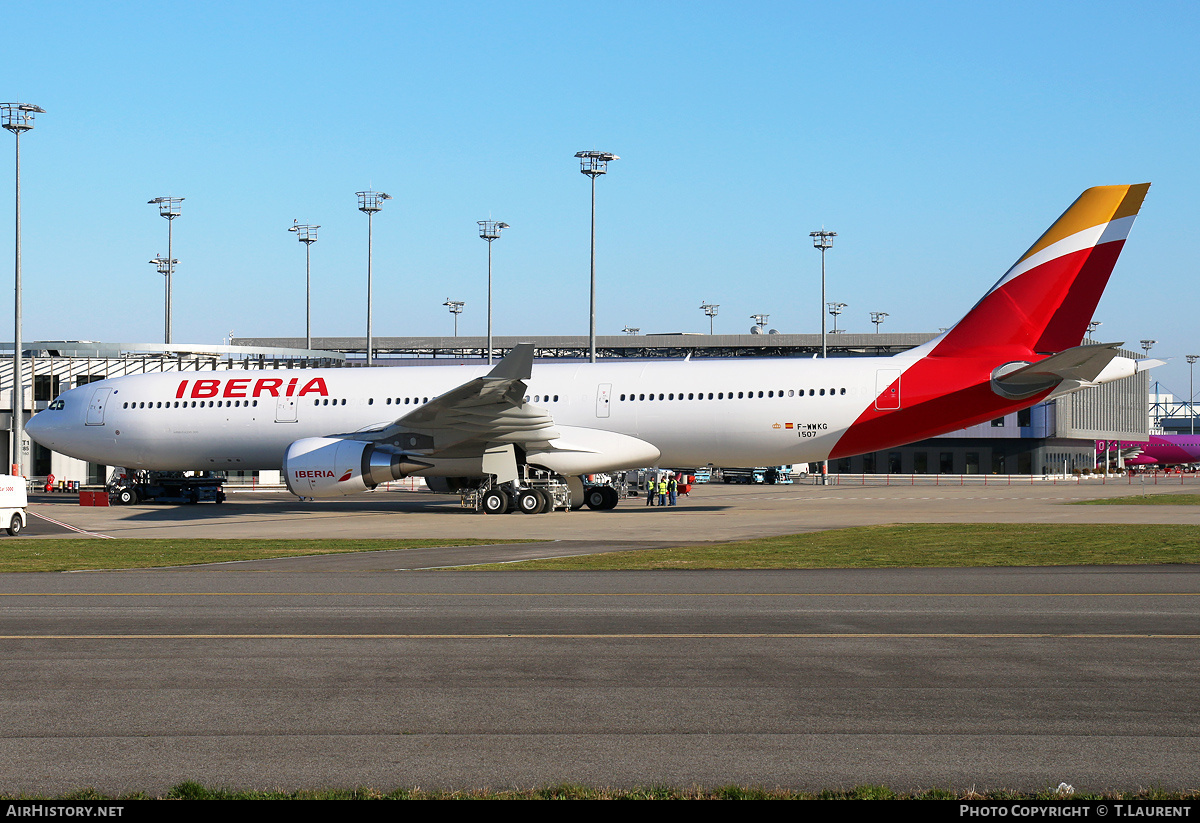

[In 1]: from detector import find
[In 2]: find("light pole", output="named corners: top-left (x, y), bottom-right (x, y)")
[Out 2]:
top-left (147, 196), bottom-right (183, 344)
top-left (443, 298), bottom-right (464, 337)
top-left (288, 221), bottom-right (319, 350)
top-left (575, 150), bottom-right (618, 363)
top-left (700, 302), bottom-right (719, 334)
top-left (810, 230), bottom-right (836, 357)
top-left (751, 314), bottom-right (769, 333)
top-left (1188, 355), bottom-right (1199, 436)
top-left (828, 302), bottom-right (847, 334)
top-left (3, 102), bottom-right (44, 477)
top-left (357, 190), bottom-right (391, 364)
top-left (1140, 339), bottom-right (1156, 357)
top-left (477, 220), bottom-right (509, 364)
top-left (1087, 320), bottom-right (1101, 341)
top-left (148, 255), bottom-right (177, 344)
top-left (871, 311), bottom-right (888, 333)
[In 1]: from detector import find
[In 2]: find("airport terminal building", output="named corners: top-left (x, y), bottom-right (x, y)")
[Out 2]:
top-left (1, 334), bottom-right (1150, 485)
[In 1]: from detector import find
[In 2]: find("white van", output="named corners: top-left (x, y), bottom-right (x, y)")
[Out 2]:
top-left (0, 476), bottom-right (28, 536)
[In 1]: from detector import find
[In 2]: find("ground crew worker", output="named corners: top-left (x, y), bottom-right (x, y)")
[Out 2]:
top-left (668, 474), bottom-right (678, 506)
top-left (658, 476), bottom-right (668, 506)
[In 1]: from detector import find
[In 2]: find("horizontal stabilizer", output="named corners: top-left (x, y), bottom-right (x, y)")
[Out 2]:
top-left (991, 343), bottom-right (1124, 399)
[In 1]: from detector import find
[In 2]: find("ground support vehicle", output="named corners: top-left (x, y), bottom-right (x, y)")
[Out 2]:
top-left (108, 470), bottom-right (226, 505)
top-left (721, 467), bottom-right (767, 484)
top-left (722, 466), bottom-right (794, 484)
top-left (0, 476), bottom-right (27, 536)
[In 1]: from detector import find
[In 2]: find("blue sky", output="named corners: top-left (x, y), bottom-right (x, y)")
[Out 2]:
top-left (2, 1), bottom-right (1198, 394)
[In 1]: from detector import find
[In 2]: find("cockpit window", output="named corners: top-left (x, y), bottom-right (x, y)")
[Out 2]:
top-left (48, 399), bottom-right (65, 411)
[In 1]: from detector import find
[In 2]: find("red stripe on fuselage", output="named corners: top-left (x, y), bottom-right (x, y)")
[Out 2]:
top-left (832, 238), bottom-right (1128, 459)
top-left (830, 353), bottom-right (1052, 460)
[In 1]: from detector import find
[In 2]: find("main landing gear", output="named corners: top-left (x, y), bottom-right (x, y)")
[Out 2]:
top-left (473, 472), bottom-right (621, 514)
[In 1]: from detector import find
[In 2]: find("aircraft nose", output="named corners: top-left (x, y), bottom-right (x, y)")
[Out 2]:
top-left (24, 410), bottom-right (50, 445)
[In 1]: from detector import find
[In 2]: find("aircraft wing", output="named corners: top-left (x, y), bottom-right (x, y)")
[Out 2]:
top-left (339, 343), bottom-right (560, 457)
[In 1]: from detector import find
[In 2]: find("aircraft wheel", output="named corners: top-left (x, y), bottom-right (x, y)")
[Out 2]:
top-left (537, 488), bottom-right (556, 512)
top-left (516, 488), bottom-right (545, 515)
top-left (6, 514), bottom-right (21, 537)
top-left (567, 476), bottom-right (586, 510)
top-left (481, 488), bottom-right (509, 514)
top-left (600, 486), bottom-right (619, 510)
top-left (116, 488), bottom-right (136, 505)
top-left (584, 487), bottom-right (608, 510)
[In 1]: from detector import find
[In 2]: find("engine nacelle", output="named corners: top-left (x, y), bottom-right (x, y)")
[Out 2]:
top-left (283, 437), bottom-right (428, 498)
top-left (525, 426), bottom-right (661, 475)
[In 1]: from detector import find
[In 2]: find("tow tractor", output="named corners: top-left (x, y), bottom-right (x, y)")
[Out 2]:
top-left (108, 470), bottom-right (226, 505)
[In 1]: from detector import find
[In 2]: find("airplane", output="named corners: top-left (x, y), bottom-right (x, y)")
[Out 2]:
top-left (1098, 435), bottom-right (1200, 468)
top-left (27, 183), bottom-right (1157, 514)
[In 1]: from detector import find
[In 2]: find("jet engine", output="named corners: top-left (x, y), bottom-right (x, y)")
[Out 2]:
top-left (283, 437), bottom-right (429, 498)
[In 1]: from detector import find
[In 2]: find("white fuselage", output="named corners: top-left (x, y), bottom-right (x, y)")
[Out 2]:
top-left (28, 355), bottom-right (918, 474)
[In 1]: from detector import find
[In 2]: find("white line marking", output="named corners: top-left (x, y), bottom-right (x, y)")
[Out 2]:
top-left (27, 511), bottom-right (117, 539)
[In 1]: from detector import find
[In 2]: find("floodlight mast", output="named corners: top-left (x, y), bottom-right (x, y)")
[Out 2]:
top-left (148, 255), bottom-right (178, 344)
top-left (575, 150), bottom-right (618, 363)
top-left (443, 298), bottom-right (464, 337)
top-left (810, 230), bottom-right (836, 357)
top-left (478, 220), bottom-right (509, 364)
top-left (828, 302), bottom-right (847, 334)
top-left (700, 302), bottom-right (719, 335)
top-left (147, 196), bottom-right (183, 344)
top-left (288, 222), bottom-right (320, 351)
top-left (357, 190), bottom-right (391, 364)
top-left (3, 103), bottom-right (45, 477)
top-left (871, 311), bottom-right (888, 333)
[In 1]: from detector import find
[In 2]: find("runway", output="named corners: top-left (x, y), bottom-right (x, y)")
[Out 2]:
top-left (2, 482), bottom-right (1198, 793)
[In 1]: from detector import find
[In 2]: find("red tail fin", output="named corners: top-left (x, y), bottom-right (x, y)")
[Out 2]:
top-left (931, 184), bottom-right (1150, 357)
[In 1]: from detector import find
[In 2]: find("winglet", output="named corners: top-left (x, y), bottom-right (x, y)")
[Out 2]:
top-left (487, 342), bottom-right (535, 380)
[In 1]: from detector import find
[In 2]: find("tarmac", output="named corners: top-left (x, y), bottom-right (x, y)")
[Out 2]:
top-left (3, 476), bottom-right (1198, 794)
top-left (20, 474), bottom-right (1200, 550)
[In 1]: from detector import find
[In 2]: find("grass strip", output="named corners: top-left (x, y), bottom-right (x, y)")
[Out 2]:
top-left (1075, 493), bottom-right (1200, 505)
top-left (0, 538), bottom-right (536, 573)
top-left (461, 524), bottom-right (1200, 570)
top-left (8, 524), bottom-right (1200, 573)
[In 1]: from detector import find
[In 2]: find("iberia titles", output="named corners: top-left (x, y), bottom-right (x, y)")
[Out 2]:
top-left (174, 377), bottom-right (330, 400)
